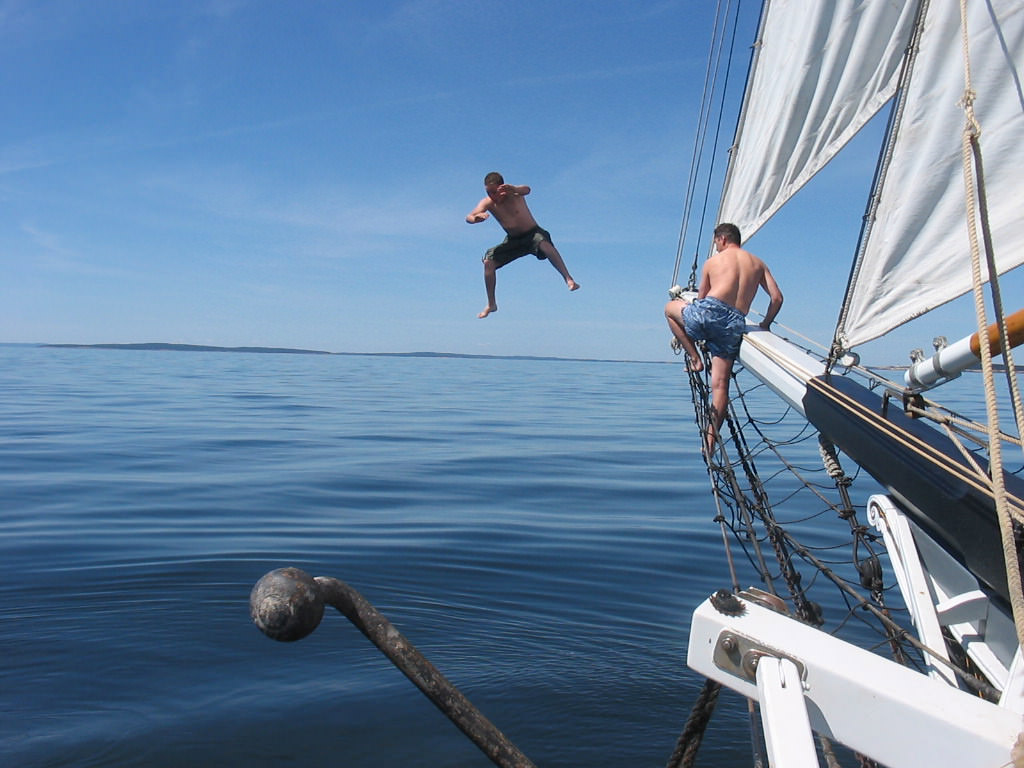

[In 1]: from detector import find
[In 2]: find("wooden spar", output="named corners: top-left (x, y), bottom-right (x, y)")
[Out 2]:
top-left (970, 307), bottom-right (1024, 358)
top-left (905, 307), bottom-right (1024, 390)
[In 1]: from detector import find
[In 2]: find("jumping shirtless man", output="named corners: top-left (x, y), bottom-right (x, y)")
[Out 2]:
top-left (466, 172), bottom-right (579, 318)
top-left (664, 222), bottom-right (783, 453)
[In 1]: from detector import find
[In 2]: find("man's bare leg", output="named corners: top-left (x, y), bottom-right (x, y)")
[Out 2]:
top-left (705, 355), bottom-right (734, 455)
top-left (479, 259), bottom-right (499, 318)
top-left (664, 299), bottom-right (703, 372)
top-left (539, 242), bottom-right (579, 291)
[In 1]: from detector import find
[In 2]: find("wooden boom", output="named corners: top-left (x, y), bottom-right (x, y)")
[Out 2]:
top-left (971, 307), bottom-right (1024, 358)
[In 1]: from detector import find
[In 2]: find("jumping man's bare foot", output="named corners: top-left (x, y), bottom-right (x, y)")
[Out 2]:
top-left (567, 279), bottom-right (580, 291)
top-left (478, 305), bottom-right (498, 319)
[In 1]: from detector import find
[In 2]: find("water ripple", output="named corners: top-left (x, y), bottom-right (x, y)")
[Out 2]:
top-left (0, 347), bottom-right (732, 766)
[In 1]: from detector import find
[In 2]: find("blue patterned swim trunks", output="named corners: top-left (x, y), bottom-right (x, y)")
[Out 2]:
top-left (682, 296), bottom-right (747, 361)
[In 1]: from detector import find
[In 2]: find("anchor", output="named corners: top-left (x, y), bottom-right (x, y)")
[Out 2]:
top-left (250, 567), bottom-right (537, 768)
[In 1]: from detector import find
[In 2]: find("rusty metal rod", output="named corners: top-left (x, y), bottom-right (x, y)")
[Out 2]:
top-left (250, 567), bottom-right (536, 768)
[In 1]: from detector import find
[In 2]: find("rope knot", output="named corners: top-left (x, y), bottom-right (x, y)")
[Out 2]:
top-left (959, 89), bottom-right (981, 136)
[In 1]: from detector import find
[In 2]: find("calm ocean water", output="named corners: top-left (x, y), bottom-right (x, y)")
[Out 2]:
top-left (6, 343), bottom-right (999, 767)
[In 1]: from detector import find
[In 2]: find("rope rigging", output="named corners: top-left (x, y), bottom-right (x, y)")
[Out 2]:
top-left (668, 0), bottom-right (1024, 763)
top-left (668, 327), bottom-right (1012, 762)
top-left (671, 0), bottom-right (744, 292)
top-left (714, 332), bottom-right (1014, 681)
top-left (956, 0), bottom-right (1024, 647)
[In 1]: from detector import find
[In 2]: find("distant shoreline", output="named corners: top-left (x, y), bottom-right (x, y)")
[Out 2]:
top-left (20, 342), bottom-right (1022, 372)
top-left (44, 342), bottom-right (332, 356)
top-left (38, 342), bottom-right (660, 365)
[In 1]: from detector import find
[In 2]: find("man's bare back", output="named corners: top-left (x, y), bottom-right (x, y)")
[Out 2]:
top-left (701, 243), bottom-right (775, 315)
top-left (664, 223), bottom-right (783, 455)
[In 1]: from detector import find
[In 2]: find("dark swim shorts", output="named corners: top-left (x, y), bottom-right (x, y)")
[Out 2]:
top-left (484, 226), bottom-right (552, 266)
top-left (682, 296), bottom-right (747, 361)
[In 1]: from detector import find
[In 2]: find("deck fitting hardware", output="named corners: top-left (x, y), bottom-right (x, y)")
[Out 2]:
top-left (710, 589), bottom-right (746, 616)
top-left (713, 628), bottom-right (806, 685)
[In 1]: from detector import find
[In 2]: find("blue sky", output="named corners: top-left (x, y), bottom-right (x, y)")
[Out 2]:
top-left (2, 1), bottom-right (1008, 363)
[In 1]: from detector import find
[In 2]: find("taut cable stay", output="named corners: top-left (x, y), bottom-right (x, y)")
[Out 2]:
top-left (672, 0), bottom-right (745, 292)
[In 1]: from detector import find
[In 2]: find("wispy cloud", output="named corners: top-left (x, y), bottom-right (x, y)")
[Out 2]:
top-left (197, 0), bottom-right (249, 20)
top-left (139, 166), bottom-right (462, 252)
top-left (504, 59), bottom-right (687, 89)
top-left (19, 223), bottom-right (132, 278)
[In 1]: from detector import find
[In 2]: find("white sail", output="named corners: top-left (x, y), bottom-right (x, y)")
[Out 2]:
top-left (718, 0), bottom-right (917, 240)
top-left (838, 0), bottom-right (1024, 350)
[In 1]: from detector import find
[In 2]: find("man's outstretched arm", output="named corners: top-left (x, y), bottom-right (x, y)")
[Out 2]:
top-left (466, 198), bottom-right (491, 223)
top-left (759, 268), bottom-right (784, 329)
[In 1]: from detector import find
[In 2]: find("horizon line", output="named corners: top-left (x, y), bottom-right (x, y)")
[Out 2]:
top-left (36, 341), bottom-right (664, 365)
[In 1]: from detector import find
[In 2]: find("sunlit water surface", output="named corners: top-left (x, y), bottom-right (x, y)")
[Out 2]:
top-left (2, 345), bottom-right (1004, 767)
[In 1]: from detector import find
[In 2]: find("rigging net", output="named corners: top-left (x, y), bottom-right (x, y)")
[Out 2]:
top-left (669, 335), bottom-right (1010, 763)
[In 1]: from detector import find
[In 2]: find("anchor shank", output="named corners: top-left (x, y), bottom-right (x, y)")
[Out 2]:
top-left (314, 576), bottom-right (536, 768)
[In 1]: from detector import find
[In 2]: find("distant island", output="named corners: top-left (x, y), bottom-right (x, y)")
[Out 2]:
top-left (41, 342), bottom-right (651, 364)
top-left (45, 342), bottom-right (332, 355)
